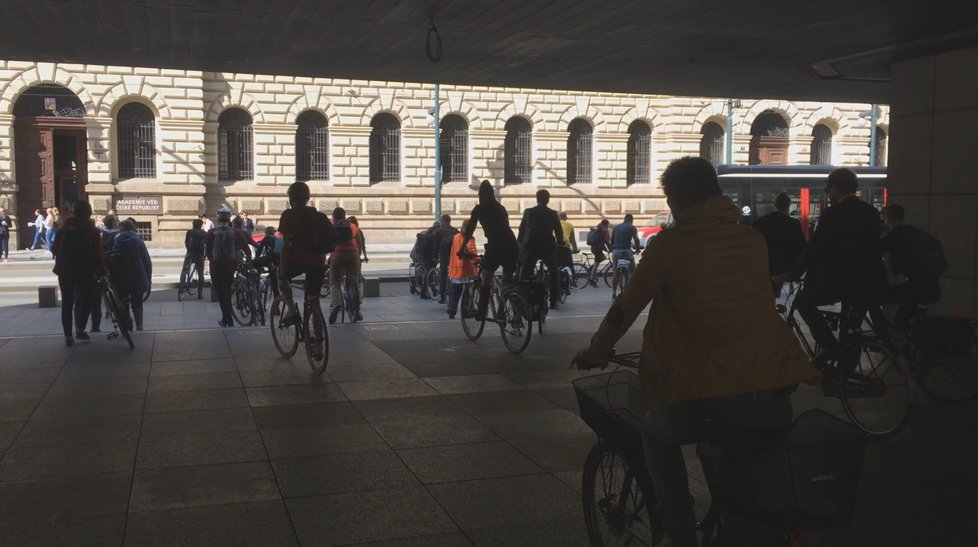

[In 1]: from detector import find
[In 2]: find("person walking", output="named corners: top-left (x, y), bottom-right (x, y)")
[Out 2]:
top-left (446, 220), bottom-right (479, 319)
top-left (0, 207), bottom-right (11, 262)
top-left (44, 207), bottom-right (57, 252)
top-left (51, 200), bottom-right (105, 346)
top-left (437, 214), bottom-right (459, 304)
top-left (207, 208), bottom-right (251, 327)
top-left (107, 219), bottom-right (153, 331)
top-left (30, 209), bottom-right (46, 250)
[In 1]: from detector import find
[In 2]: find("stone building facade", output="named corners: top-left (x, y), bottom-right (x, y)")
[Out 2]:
top-left (0, 60), bottom-right (889, 247)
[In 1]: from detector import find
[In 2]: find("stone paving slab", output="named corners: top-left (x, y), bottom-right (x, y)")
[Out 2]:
top-left (0, 282), bottom-right (975, 545)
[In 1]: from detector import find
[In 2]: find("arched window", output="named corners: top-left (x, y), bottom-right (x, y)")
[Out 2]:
top-left (117, 102), bottom-right (156, 179)
top-left (296, 111), bottom-right (329, 181)
top-left (749, 111), bottom-right (789, 165)
top-left (505, 117), bottom-right (532, 184)
top-left (627, 120), bottom-right (652, 185)
top-left (440, 114), bottom-right (468, 183)
top-left (874, 127), bottom-right (888, 167)
top-left (699, 122), bottom-right (724, 166)
top-left (568, 118), bottom-right (593, 184)
top-left (369, 113), bottom-right (400, 182)
top-left (810, 124), bottom-right (833, 165)
top-left (218, 108), bottom-right (253, 180)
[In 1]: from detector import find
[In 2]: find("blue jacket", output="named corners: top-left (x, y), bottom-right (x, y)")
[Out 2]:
top-left (109, 230), bottom-right (152, 295)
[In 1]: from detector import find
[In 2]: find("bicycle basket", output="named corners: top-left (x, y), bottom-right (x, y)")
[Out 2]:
top-left (573, 370), bottom-right (647, 451)
top-left (696, 409), bottom-right (866, 533)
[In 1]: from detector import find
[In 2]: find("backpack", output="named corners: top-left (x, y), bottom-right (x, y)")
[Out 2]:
top-left (903, 225), bottom-right (948, 279)
top-left (416, 229), bottom-right (434, 258)
top-left (334, 219), bottom-right (353, 245)
top-left (211, 226), bottom-right (236, 264)
top-left (410, 231), bottom-right (426, 262)
top-left (586, 227), bottom-right (600, 246)
top-left (294, 208), bottom-right (335, 254)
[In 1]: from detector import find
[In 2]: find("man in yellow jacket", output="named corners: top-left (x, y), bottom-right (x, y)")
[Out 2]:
top-left (574, 156), bottom-right (815, 547)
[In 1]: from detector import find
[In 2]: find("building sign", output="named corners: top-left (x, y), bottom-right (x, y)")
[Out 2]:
top-left (115, 196), bottom-right (163, 215)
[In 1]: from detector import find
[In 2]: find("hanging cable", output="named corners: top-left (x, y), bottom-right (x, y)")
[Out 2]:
top-left (426, 18), bottom-right (443, 63)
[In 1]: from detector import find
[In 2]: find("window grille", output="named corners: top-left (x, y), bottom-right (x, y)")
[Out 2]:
top-left (505, 117), bottom-right (532, 184)
top-left (440, 114), bottom-right (468, 182)
top-left (370, 113), bottom-right (401, 182)
top-left (700, 122), bottom-right (724, 166)
top-left (218, 108), bottom-right (253, 181)
top-left (13, 84), bottom-right (85, 117)
top-left (135, 221), bottom-right (152, 241)
top-left (568, 119), bottom-right (593, 184)
top-left (117, 103), bottom-right (156, 179)
top-left (874, 128), bottom-right (887, 167)
top-left (751, 111), bottom-right (789, 138)
top-left (627, 120), bottom-right (652, 184)
top-left (811, 124), bottom-right (833, 165)
top-left (296, 111), bottom-right (329, 181)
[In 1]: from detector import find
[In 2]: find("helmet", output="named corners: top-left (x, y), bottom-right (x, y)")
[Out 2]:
top-left (217, 207), bottom-right (232, 221)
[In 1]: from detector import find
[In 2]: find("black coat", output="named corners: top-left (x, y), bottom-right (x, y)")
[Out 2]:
top-left (753, 211), bottom-right (806, 276)
top-left (792, 196), bottom-right (887, 304)
top-left (518, 205), bottom-right (564, 252)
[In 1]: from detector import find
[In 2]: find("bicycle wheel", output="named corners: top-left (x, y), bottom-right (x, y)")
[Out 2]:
top-left (426, 268), bottom-right (440, 300)
top-left (269, 297), bottom-right (299, 358)
top-left (411, 265), bottom-right (425, 296)
top-left (461, 279), bottom-right (485, 340)
top-left (252, 284), bottom-right (266, 326)
top-left (571, 263), bottom-right (590, 289)
top-left (107, 290), bottom-right (135, 350)
top-left (558, 272), bottom-right (569, 304)
top-left (582, 443), bottom-right (663, 547)
top-left (304, 303), bottom-right (329, 374)
top-left (344, 274), bottom-right (360, 324)
top-left (915, 335), bottom-right (978, 403)
top-left (613, 266), bottom-right (629, 298)
top-left (500, 290), bottom-right (532, 354)
top-left (231, 279), bottom-right (254, 326)
top-left (838, 337), bottom-right (914, 438)
top-left (602, 262), bottom-right (613, 288)
top-left (186, 263), bottom-right (199, 298)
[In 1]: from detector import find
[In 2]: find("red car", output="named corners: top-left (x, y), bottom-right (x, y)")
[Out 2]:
top-left (636, 210), bottom-right (672, 247)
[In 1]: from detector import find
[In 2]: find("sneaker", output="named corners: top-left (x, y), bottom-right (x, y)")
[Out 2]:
top-left (65, 336), bottom-right (74, 347)
top-left (75, 331), bottom-right (90, 341)
top-left (356, 311), bottom-right (363, 322)
top-left (328, 306), bottom-right (341, 324)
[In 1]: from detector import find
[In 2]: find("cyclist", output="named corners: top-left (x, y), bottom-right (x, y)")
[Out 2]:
top-left (557, 211), bottom-right (578, 297)
top-left (752, 191), bottom-right (806, 277)
top-left (779, 168), bottom-right (888, 357)
top-left (207, 207), bottom-right (252, 327)
top-left (518, 189), bottom-right (565, 309)
top-left (277, 182), bottom-right (334, 336)
top-left (461, 180), bottom-right (519, 320)
top-left (588, 219), bottom-right (611, 287)
top-left (881, 204), bottom-right (944, 331)
top-left (609, 213), bottom-right (641, 294)
top-left (180, 218), bottom-right (207, 299)
top-left (253, 226), bottom-right (282, 298)
top-left (348, 216), bottom-right (369, 264)
top-left (328, 206), bottom-right (362, 323)
top-left (573, 157), bottom-right (815, 547)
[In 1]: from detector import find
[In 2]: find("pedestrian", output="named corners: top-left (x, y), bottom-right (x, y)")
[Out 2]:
top-left (30, 209), bottom-right (45, 250)
top-left (51, 200), bottom-right (104, 346)
top-left (437, 214), bottom-right (459, 304)
top-left (447, 220), bottom-right (479, 319)
top-left (239, 211), bottom-right (255, 235)
top-left (181, 218), bottom-right (207, 299)
top-left (107, 219), bottom-right (153, 331)
top-left (0, 207), bottom-right (11, 262)
top-left (207, 208), bottom-right (251, 327)
top-left (200, 212), bottom-right (214, 232)
top-left (44, 207), bottom-right (57, 251)
top-left (89, 214), bottom-right (119, 333)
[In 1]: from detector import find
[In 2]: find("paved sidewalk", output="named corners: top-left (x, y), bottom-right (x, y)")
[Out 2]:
top-left (0, 284), bottom-right (975, 546)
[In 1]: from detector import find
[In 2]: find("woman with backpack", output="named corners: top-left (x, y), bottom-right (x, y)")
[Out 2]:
top-left (51, 201), bottom-right (104, 346)
top-left (587, 219), bottom-right (611, 287)
top-left (108, 219), bottom-right (153, 331)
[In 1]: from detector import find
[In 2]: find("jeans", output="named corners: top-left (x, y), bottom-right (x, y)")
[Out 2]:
top-left (330, 251), bottom-right (361, 309)
top-left (58, 274), bottom-right (97, 337)
top-left (0, 234), bottom-right (8, 258)
top-left (447, 279), bottom-right (466, 316)
top-left (31, 227), bottom-right (44, 249)
top-left (641, 387), bottom-right (794, 537)
top-left (45, 227), bottom-right (54, 250)
top-left (212, 268), bottom-right (234, 326)
top-left (439, 252), bottom-right (451, 300)
top-left (89, 281), bottom-right (104, 331)
top-left (121, 289), bottom-right (145, 329)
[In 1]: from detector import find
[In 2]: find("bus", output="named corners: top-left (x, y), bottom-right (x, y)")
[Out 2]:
top-left (716, 164), bottom-right (886, 239)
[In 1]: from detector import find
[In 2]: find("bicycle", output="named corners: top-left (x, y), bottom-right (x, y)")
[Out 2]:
top-left (574, 251), bottom-right (614, 288)
top-left (459, 266), bottom-right (533, 354)
top-left (177, 259), bottom-right (201, 301)
top-left (865, 306), bottom-right (978, 403)
top-left (778, 280), bottom-right (913, 437)
top-left (230, 263), bottom-right (264, 327)
top-left (611, 248), bottom-right (641, 299)
top-left (527, 259), bottom-right (551, 334)
top-left (96, 271), bottom-right (134, 350)
top-left (337, 268), bottom-right (365, 324)
top-left (574, 351), bottom-right (866, 547)
top-left (269, 279), bottom-right (329, 374)
top-left (408, 260), bottom-right (439, 299)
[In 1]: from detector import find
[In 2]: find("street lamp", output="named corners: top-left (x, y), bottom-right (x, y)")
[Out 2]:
top-left (725, 99), bottom-right (742, 164)
top-left (859, 104), bottom-right (880, 166)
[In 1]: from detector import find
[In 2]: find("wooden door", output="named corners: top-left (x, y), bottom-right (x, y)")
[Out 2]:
top-left (749, 136), bottom-right (788, 165)
top-left (14, 121), bottom-right (53, 248)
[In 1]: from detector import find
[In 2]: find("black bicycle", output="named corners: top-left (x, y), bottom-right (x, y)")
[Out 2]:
top-left (96, 272), bottom-right (134, 350)
top-left (269, 279), bottom-right (329, 374)
top-left (574, 351), bottom-right (866, 547)
top-left (177, 259), bottom-right (201, 301)
top-left (459, 267), bottom-right (533, 354)
top-left (231, 263), bottom-right (264, 327)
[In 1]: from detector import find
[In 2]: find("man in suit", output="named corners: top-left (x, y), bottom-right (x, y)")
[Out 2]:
top-left (753, 192), bottom-right (806, 276)
top-left (782, 168), bottom-right (887, 354)
top-left (518, 189), bottom-right (565, 309)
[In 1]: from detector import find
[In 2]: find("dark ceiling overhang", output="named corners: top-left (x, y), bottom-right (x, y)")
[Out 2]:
top-left (2, 0), bottom-right (978, 103)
